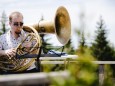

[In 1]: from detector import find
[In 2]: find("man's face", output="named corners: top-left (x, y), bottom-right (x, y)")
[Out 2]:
top-left (10, 16), bottom-right (23, 34)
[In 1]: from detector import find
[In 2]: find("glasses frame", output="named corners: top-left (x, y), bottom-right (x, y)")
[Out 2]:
top-left (13, 22), bottom-right (24, 27)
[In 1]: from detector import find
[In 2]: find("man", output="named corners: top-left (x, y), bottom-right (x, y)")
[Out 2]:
top-left (0, 11), bottom-right (38, 74)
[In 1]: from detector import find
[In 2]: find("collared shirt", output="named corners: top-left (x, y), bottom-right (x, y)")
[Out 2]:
top-left (0, 30), bottom-right (24, 50)
top-left (0, 30), bottom-right (36, 71)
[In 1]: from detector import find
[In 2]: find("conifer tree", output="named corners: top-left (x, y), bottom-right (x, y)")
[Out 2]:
top-left (64, 39), bottom-right (75, 54)
top-left (91, 17), bottom-right (114, 61)
top-left (76, 11), bottom-right (87, 54)
top-left (0, 11), bottom-right (8, 35)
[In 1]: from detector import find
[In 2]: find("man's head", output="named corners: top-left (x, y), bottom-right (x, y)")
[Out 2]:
top-left (9, 11), bottom-right (24, 34)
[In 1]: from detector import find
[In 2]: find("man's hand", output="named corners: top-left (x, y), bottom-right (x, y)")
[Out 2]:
top-left (5, 48), bottom-right (16, 59)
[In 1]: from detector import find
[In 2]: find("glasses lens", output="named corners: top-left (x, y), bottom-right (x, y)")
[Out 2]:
top-left (13, 22), bottom-right (23, 26)
top-left (20, 22), bottom-right (23, 26)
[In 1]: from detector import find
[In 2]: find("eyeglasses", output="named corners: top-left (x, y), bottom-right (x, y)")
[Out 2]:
top-left (13, 22), bottom-right (23, 26)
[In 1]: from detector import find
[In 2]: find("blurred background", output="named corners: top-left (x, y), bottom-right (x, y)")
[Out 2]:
top-left (0, 0), bottom-right (115, 49)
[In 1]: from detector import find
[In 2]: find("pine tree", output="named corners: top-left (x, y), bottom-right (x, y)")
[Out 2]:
top-left (78, 30), bottom-right (87, 53)
top-left (0, 11), bottom-right (8, 35)
top-left (64, 39), bottom-right (75, 54)
top-left (79, 11), bottom-right (86, 48)
top-left (76, 11), bottom-right (87, 54)
top-left (91, 17), bottom-right (115, 61)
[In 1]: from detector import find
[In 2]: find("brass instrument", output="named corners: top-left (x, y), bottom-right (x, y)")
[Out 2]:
top-left (0, 6), bottom-right (71, 72)
top-left (32, 6), bottom-right (71, 45)
top-left (0, 26), bottom-right (41, 72)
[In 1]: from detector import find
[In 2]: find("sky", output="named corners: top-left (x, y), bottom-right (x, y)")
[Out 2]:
top-left (0, 0), bottom-right (115, 49)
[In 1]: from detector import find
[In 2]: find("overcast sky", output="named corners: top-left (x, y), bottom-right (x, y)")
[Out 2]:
top-left (0, 0), bottom-right (115, 49)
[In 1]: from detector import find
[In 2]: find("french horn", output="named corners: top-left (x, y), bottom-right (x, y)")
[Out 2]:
top-left (0, 6), bottom-right (71, 72)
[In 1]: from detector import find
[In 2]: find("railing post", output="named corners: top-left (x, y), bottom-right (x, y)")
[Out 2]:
top-left (99, 64), bottom-right (104, 86)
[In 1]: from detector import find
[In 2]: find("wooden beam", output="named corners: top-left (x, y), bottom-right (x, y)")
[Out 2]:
top-left (0, 71), bottom-right (69, 86)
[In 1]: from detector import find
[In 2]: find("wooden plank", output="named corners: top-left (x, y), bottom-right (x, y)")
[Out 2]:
top-left (0, 71), bottom-right (69, 86)
top-left (92, 61), bottom-right (115, 64)
top-left (41, 61), bottom-right (115, 64)
top-left (40, 55), bottom-right (78, 60)
top-left (41, 61), bottom-right (65, 64)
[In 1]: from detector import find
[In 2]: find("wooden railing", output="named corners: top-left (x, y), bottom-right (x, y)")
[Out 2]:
top-left (0, 55), bottom-right (77, 86)
top-left (40, 57), bottom-right (115, 86)
top-left (0, 55), bottom-right (114, 86)
top-left (0, 71), bottom-right (69, 86)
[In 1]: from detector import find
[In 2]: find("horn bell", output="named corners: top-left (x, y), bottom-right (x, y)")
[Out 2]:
top-left (32, 6), bottom-right (71, 45)
top-left (55, 6), bottom-right (71, 45)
